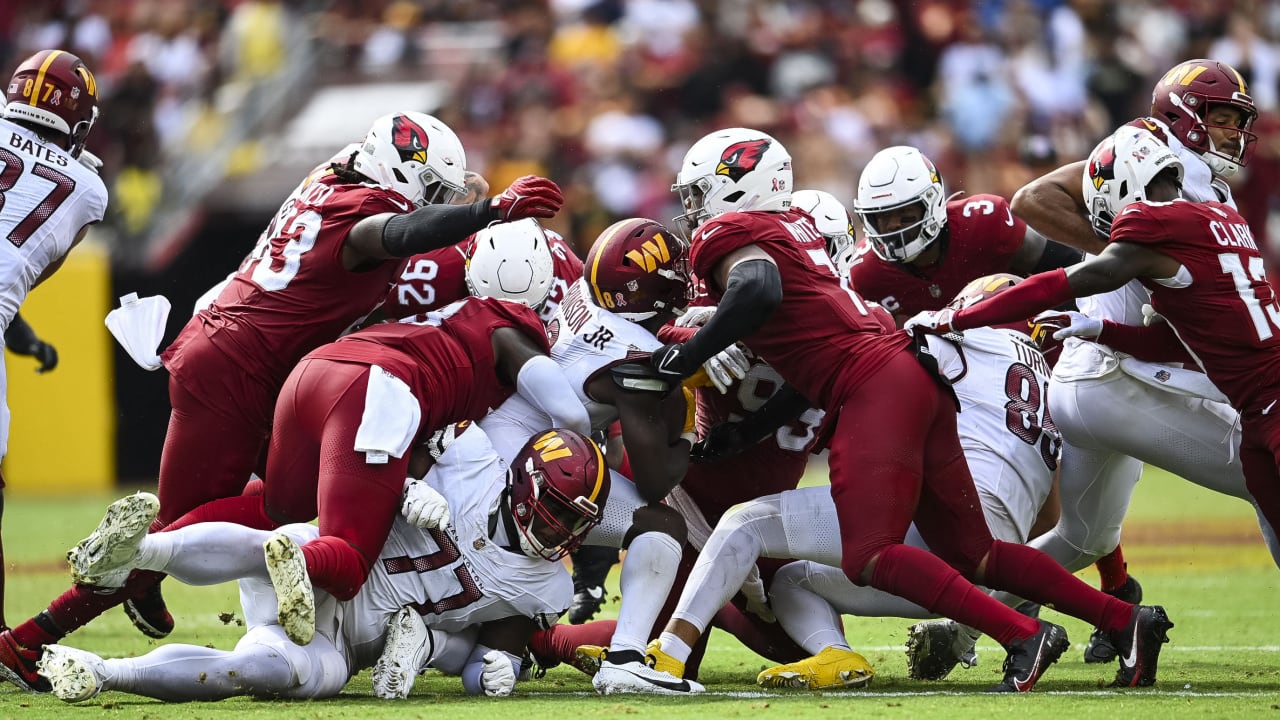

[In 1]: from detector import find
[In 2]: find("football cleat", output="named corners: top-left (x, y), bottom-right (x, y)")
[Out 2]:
top-left (591, 648), bottom-right (704, 695)
top-left (1107, 605), bottom-right (1173, 687)
top-left (989, 620), bottom-right (1070, 693)
top-left (36, 644), bottom-right (105, 703)
top-left (67, 492), bottom-right (159, 588)
top-left (371, 606), bottom-right (435, 699)
top-left (0, 629), bottom-right (49, 692)
top-left (567, 585), bottom-right (606, 625)
top-left (263, 533), bottom-right (315, 646)
top-left (123, 580), bottom-right (174, 639)
top-left (573, 644), bottom-right (605, 676)
top-left (757, 645), bottom-right (874, 690)
top-left (1084, 575), bottom-right (1144, 664)
top-left (643, 639), bottom-right (685, 678)
top-left (905, 619), bottom-right (979, 681)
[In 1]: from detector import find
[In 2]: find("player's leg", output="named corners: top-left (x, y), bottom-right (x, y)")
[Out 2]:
top-left (567, 545), bottom-right (620, 624)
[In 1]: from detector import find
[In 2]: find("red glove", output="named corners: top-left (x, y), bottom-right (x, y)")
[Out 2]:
top-left (491, 175), bottom-right (564, 221)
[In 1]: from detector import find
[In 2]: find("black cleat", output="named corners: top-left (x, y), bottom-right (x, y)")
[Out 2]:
top-left (1084, 575), bottom-right (1143, 664)
top-left (1015, 600), bottom-right (1042, 619)
top-left (1107, 605), bottom-right (1173, 687)
top-left (123, 578), bottom-right (174, 639)
top-left (988, 620), bottom-right (1070, 693)
top-left (568, 585), bottom-right (606, 625)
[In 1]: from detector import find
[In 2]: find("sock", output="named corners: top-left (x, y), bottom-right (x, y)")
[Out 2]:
top-left (983, 540), bottom-right (1132, 634)
top-left (1095, 546), bottom-right (1129, 592)
top-left (12, 583), bottom-right (133, 649)
top-left (608, 531), bottom-right (682, 654)
top-left (162, 495), bottom-right (277, 534)
top-left (301, 535), bottom-right (369, 601)
top-left (870, 544), bottom-right (1037, 646)
top-left (527, 620), bottom-right (617, 665)
top-left (656, 632), bottom-right (693, 664)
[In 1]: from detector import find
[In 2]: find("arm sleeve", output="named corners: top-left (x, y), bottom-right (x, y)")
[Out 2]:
top-left (657, 324), bottom-right (697, 344)
top-left (517, 355), bottom-right (592, 435)
top-left (1031, 239), bottom-right (1085, 274)
top-left (460, 646), bottom-right (524, 696)
top-left (953, 269), bottom-right (1073, 331)
top-left (381, 200), bottom-right (500, 257)
top-left (678, 260), bottom-right (782, 370)
top-left (1097, 320), bottom-right (1196, 364)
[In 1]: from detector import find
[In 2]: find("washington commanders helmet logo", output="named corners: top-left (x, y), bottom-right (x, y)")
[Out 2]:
top-left (716, 139), bottom-right (771, 182)
top-left (390, 115), bottom-right (430, 164)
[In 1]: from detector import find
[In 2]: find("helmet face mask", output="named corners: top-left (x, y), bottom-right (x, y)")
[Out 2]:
top-left (352, 112), bottom-right (467, 207)
top-left (1150, 59), bottom-right (1258, 177)
top-left (672, 128), bottom-right (794, 239)
top-left (507, 430), bottom-right (609, 562)
top-left (854, 146), bottom-right (947, 263)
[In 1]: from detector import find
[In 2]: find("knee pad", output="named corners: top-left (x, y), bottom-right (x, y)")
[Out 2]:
top-left (623, 503), bottom-right (686, 547)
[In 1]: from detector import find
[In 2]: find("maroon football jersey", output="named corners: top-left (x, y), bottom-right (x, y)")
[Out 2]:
top-left (845, 194), bottom-right (1026, 317)
top-left (689, 209), bottom-right (910, 405)
top-left (384, 230), bottom-right (583, 324)
top-left (1112, 199), bottom-right (1280, 412)
top-left (308, 296), bottom-right (550, 431)
top-left (166, 173), bottom-right (408, 390)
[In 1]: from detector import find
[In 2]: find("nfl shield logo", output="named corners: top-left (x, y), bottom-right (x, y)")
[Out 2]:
top-left (1155, 370), bottom-right (1171, 382)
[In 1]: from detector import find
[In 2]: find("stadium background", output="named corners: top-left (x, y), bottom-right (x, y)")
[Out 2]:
top-left (3, 0), bottom-right (1280, 492)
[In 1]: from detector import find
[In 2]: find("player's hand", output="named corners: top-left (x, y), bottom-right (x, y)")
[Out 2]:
top-left (651, 342), bottom-right (696, 381)
top-left (31, 340), bottom-right (58, 373)
top-left (427, 423), bottom-right (464, 460)
top-left (903, 308), bottom-right (955, 336)
top-left (1141, 303), bottom-right (1166, 326)
top-left (402, 479), bottom-right (450, 529)
top-left (703, 343), bottom-right (749, 394)
top-left (480, 650), bottom-right (517, 697)
top-left (457, 171), bottom-right (490, 205)
top-left (1033, 310), bottom-right (1102, 341)
top-left (491, 175), bottom-right (564, 221)
top-left (77, 149), bottom-right (104, 174)
top-left (675, 305), bottom-right (716, 328)
top-left (690, 421), bottom-right (748, 463)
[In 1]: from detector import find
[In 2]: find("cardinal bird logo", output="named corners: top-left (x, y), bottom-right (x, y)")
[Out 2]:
top-left (391, 115), bottom-right (430, 165)
top-left (1088, 138), bottom-right (1117, 191)
top-left (717, 139), bottom-right (771, 182)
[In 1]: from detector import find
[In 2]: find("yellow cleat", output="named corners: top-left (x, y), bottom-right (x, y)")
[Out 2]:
top-left (573, 645), bottom-right (606, 676)
top-left (757, 646), bottom-right (875, 690)
top-left (645, 639), bottom-right (685, 678)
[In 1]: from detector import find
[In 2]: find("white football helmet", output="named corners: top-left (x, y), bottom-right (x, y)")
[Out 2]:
top-left (853, 146), bottom-right (947, 263)
top-left (465, 219), bottom-right (556, 309)
top-left (352, 112), bottom-right (467, 208)
top-left (792, 189), bottom-right (855, 260)
top-left (1082, 126), bottom-right (1185, 240)
top-left (671, 127), bottom-right (793, 237)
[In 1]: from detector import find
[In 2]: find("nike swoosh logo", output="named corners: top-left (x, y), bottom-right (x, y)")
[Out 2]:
top-left (1004, 207), bottom-right (1015, 226)
top-left (1265, 399), bottom-right (1277, 415)
top-left (626, 667), bottom-right (692, 692)
top-left (1122, 617), bottom-right (1141, 671)
top-left (700, 226), bottom-right (721, 240)
top-left (388, 197), bottom-right (411, 212)
top-left (1013, 635), bottom-right (1047, 692)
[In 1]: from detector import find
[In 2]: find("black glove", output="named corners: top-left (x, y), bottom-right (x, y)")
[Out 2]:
top-left (651, 343), bottom-right (697, 382)
top-left (30, 340), bottom-right (58, 373)
top-left (5, 315), bottom-right (58, 373)
top-left (690, 421), bottom-right (748, 463)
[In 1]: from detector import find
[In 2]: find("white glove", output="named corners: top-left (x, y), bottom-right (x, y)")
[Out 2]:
top-left (427, 423), bottom-right (462, 460)
top-left (703, 343), bottom-right (750, 394)
top-left (480, 650), bottom-right (516, 697)
top-left (676, 305), bottom-right (717, 328)
top-left (1033, 310), bottom-right (1103, 341)
top-left (78, 149), bottom-right (103, 173)
top-left (402, 479), bottom-right (450, 529)
top-left (1141, 303), bottom-right (1166, 326)
top-left (902, 308), bottom-right (955, 336)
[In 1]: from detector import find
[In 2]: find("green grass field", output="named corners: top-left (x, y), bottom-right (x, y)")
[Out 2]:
top-left (3, 464), bottom-right (1279, 718)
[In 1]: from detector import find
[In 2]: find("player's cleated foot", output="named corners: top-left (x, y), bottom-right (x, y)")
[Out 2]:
top-left (123, 578), bottom-right (174, 639)
top-left (263, 533), bottom-right (315, 646)
top-left (905, 619), bottom-right (979, 681)
top-left (644, 639), bottom-right (685, 678)
top-left (0, 629), bottom-right (49, 692)
top-left (67, 492), bottom-right (159, 588)
top-left (36, 645), bottom-right (105, 703)
top-left (567, 585), bottom-right (606, 625)
top-left (988, 620), bottom-right (1070, 693)
top-left (1107, 605), bottom-right (1173, 687)
top-left (1015, 600), bottom-right (1042, 619)
top-left (757, 645), bottom-right (874, 690)
top-left (573, 644), bottom-right (605, 676)
top-left (1084, 575), bottom-right (1144, 664)
top-left (371, 606), bottom-right (435, 699)
top-left (592, 649), bottom-right (704, 695)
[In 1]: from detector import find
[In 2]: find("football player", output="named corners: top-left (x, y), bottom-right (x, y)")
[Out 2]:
top-left (37, 426), bottom-right (610, 703)
top-left (0, 49), bottom-right (105, 641)
top-left (0, 114), bottom-right (567, 689)
top-left (639, 127), bottom-right (1170, 693)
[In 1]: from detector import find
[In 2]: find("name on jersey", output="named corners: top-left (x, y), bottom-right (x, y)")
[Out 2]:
top-left (1012, 337), bottom-right (1052, 379)
top-left (1210, 220), bottom-right (1257, 251)
top-left (8, 132), bottom-right (69, 166)
top-left (559, 280), bottom-right (594, 335)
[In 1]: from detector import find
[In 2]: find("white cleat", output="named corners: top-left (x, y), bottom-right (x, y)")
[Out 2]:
top-left (371, 606), bottom-right (436, 699)
top-left (37, 645), bottom-right (106, 703)
top-left (67, 492), bottom-right (160, 588)
top-left (263, 533), bottom-right (315, 646)
top-left (591, 649), bottom-right (705, 695)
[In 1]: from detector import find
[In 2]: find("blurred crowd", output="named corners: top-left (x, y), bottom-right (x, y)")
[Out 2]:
top-left (6, 0), bottom-right (1280, 260)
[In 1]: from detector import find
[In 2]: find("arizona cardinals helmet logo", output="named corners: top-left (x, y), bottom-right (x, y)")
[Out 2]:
top-left (717, 139), bottom-right (771, 182)
top-left (391, 115), bottom-right (430, 165)
top-left (1088, 138), bottom-right (1116, 190)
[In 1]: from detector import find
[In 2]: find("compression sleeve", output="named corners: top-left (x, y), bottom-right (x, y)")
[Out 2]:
top-left (381, 200), bottom-right (500, 257)
top-left (679, 260), bottom-right (782, 369)
top-left (1032, 239), bottom-right (1085, 274)
top-left (1097, 320), bottom-right (1196, 365)
top-left (953, 268), bottom-right (1072, 331)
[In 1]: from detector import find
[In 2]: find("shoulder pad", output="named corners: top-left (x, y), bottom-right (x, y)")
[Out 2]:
top-left (610, 362), bottom-right (675, 394)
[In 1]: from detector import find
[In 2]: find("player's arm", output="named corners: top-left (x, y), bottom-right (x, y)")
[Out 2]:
top-left (5, 313), bottom-right (58, 373)
top-left (461, 616), bottom-right (537, 697)
top-left (492, 328), bottom-right (591, 436)
top-left (1095, 319), bottom-right (1196, 364)
top-left (594, 374), bottom-right (689, 503)
top-left (652, 246), bottom-right (780, 380)
top-left (693, 383), bottom-right (812, 463)
top-left (33, 222), bottom-right (93, 288)
top-left (1007, 226), bottom-right (1085, 276)
top-left (1010, 160), bottom-right (1106, 255)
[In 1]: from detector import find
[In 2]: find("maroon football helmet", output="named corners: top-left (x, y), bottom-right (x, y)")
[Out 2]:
top-left (948, 273), bottom-right (1034, 335)
top-left (1150, 59), bottom-right (1257, 177)
top-left (508, 428), bottom-right (610, 561)
top-left (583, 217), bottom-right (692, 321)
top-left (4, 49), bottom-right (99, 158)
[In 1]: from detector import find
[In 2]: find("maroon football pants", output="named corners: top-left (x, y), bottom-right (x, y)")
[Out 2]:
top-left (1239, 408), bottom-right (1280, 536)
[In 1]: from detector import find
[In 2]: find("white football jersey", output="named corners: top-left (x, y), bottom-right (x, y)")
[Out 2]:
top-left (927, 328), bottom-right (1058, 529)
top-left (340, 426), bottom-right (571, 668)
top-left (480, 277), bottom-right (662, 462)
top-left (0, 119), bottom-right (107, 330)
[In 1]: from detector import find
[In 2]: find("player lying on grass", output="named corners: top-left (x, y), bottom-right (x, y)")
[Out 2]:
top-left (37, 426), bottom-right (609, 702)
